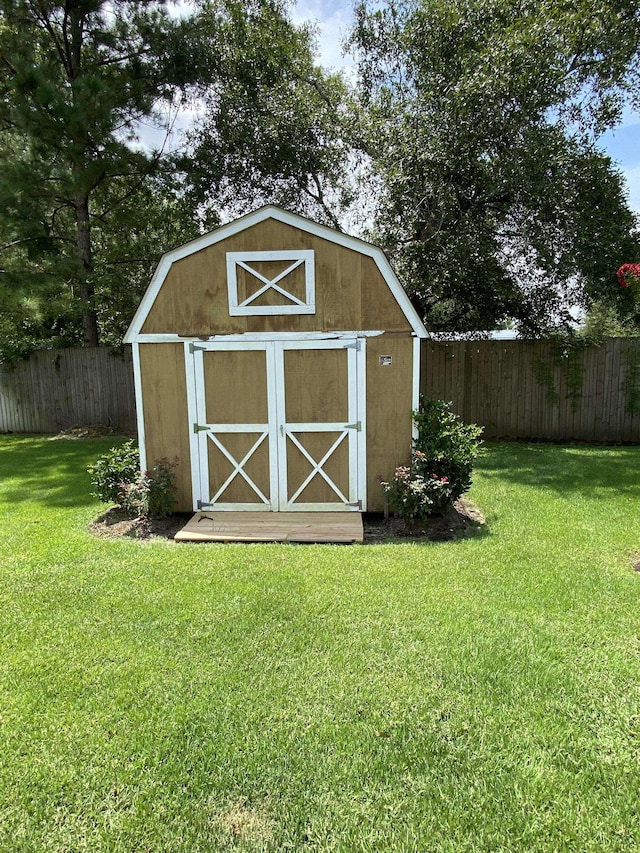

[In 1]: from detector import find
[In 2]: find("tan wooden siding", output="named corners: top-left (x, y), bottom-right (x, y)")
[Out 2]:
top-left (203, 349), bottom-right (268, 424)
top-left (202, 348), bottom-right (271, 505)
top-left (283, 348), bottom-right (348, 423)
top-left (283, 347), bottom-right (351, 505)
top-left (141, 219), bottom-right (411, 335)
top-left (360, 255), bottom-right (410, 331)
top-left (287, 432), bottom-right (350, 504)
top-left (366, 335), bottom-right (414, 512)
top-left (139, 343), bottom-right (192, 510)
top-left (208, 434), bottom-right (271, 504)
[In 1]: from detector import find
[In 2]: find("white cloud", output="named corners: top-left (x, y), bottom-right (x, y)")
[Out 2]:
top-left (290, 0), bottom-right (355, 75)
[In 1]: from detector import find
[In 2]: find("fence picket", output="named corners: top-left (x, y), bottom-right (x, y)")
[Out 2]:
top-left (421, 338), bottom-right (640, 441)
top-left (2, 341), bottom-right (640, 441)
top-left (0, 347), bottom-right (136, 434)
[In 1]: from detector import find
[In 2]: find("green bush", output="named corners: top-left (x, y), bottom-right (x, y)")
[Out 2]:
top-left (413, 397), bottom-right (484, 508)
top-left (88, 440), bottom-right (139, 505)
top-left (381, 398), bottom-right (483, 520)
top-left (88, 442), bottom-right (177, 519)
top-left (119, 460), bottom-right (177, 520)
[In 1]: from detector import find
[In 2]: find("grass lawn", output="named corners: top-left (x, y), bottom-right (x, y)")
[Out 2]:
top-left (1, 435), bottom-right (639, 852)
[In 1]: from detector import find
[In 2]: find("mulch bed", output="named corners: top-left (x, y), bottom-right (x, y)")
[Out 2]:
top-left (88, 508), bottom-right (189, 541)
top-left (52, 425), bottom-right (135, 440)
top-left (363, 497), bottom-right (486, 543)
top-left (68, 426), bottom-right (486, 543)
top-left (88, 497), bottom-right (486, 544)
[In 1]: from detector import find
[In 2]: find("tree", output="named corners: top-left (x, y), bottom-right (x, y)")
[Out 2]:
top-left (349, 0), bottom-right (640, 334)
top-left (0, 0), bottom-right (346, 360)
top-left (0, 129), bottom-right (202, 360)
top-left (182, 6), bottom-right (355, 232)
top-left (0, 0), bottom-right (212, 348)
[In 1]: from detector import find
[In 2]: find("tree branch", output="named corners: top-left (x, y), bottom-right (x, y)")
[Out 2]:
top-left (0, 236), bottom-right (42, 253)
top-left (28, 0), bottom-right (73, 79)
top-left (295, 171), bottom-right (343, 231)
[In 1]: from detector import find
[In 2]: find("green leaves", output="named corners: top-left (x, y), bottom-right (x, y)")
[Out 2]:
top-left (350, 0), bottom-right (640, 334)
top-left (0, 0), bottom-right (346, 360)
top-left (0, 0), bottom-right (204, 353)
top-left (184, 3), bottom-right (353, 229)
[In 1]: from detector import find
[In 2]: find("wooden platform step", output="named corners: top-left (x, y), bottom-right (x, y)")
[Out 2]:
top-left (175, 511), bottom-right (363, 544)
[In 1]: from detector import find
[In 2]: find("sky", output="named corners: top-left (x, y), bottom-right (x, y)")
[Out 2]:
top-left (291, 0), bottom-right (640, 213)
top-left (290, 0), bottom-right (357, 77)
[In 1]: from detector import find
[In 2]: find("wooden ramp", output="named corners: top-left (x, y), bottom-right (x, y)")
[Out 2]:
top-left (175, 511), bottom-right (364, 544)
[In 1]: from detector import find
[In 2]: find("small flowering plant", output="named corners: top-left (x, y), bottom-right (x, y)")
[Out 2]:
top-left (380, 453), bottom-right (455, 520)
top-left (88, 441), bottom-right (178, 519)
top-left (118, 458), bottom-right (178, 519)
top-left (616, 263), bottom-right (640, 321)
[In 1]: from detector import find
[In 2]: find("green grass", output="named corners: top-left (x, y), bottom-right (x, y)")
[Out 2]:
top-left (1, 435), bottom-right (639, 852)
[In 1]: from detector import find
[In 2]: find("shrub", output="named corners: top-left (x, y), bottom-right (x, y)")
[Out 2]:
top-left (381, 398), bottom-right (483, 520)
top-left (413, 398), bottom-right (483, 506)
top-left (381, 462), bottom-right (456, 521)
top-left (88, 442), bottom-right (177, 519)
top-left (88, 440), bottom-right (139, 505)
top-left (118, 459), bottom-right (177, 520)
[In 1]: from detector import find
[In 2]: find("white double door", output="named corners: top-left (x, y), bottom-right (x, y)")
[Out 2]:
top-left (187, 338), bottom-right (366, 511)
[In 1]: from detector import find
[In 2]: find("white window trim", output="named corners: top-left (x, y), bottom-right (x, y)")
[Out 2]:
top-left (132, 331), bottom-right (384, 343)
top-left (226, 249), bottom-right (315, 316)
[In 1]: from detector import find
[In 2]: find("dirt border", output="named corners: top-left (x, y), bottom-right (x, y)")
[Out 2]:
top-left (363, 497), bottom-right (486, 543)
top-left (88, 497), bottom-right (486, 544)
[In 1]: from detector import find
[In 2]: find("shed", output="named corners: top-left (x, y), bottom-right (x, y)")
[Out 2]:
top-left (124, 206), bottom-right (428, 520)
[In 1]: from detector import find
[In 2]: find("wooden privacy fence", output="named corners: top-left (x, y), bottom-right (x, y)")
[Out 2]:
top-left (2, 340), bottom-right (640, 441)
top-left (0, 347), bottom-right (136, 434)
top-left (421, 338), bottom-right (640, 441)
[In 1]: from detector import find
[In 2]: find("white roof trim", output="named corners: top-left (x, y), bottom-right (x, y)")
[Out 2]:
top-left (124, 205), bottom-right (428, 343)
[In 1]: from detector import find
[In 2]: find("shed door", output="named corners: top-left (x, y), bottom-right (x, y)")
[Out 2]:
top-left (193, 342), bottom-right (278, 510)
top-left (276, 340), bottom-right (360, 511)
top-left (189, 339), bottom-right (365, 512)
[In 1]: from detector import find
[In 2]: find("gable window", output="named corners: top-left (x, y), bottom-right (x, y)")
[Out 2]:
top-left (226, 250), bottom-right (315, 316)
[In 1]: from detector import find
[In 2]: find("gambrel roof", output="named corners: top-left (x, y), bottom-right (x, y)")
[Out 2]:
top-left (124, 205), bottom-right (428, 343)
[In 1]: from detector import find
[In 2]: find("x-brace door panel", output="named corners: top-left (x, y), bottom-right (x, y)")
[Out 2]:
top-left (191, 343), bottom-right (278, 510)
top-left (188, 338), bottom-right (365, 512)
top-left (275, 340), bottom-right (361, 512)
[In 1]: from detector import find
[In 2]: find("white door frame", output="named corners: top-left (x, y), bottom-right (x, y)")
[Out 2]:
top-left (184, 336), bottom-right (367, 512)
top-left (275, 338), bottom-right (362, 512)
top-left (186, 340), bottom-right (278, 512)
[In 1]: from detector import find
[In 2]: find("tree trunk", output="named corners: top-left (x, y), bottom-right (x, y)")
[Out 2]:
top-left (75, 191), bottom-right (99, 347)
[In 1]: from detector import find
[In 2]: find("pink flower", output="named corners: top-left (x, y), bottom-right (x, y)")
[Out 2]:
top-left (617, 262), bottom-right (640, 288)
